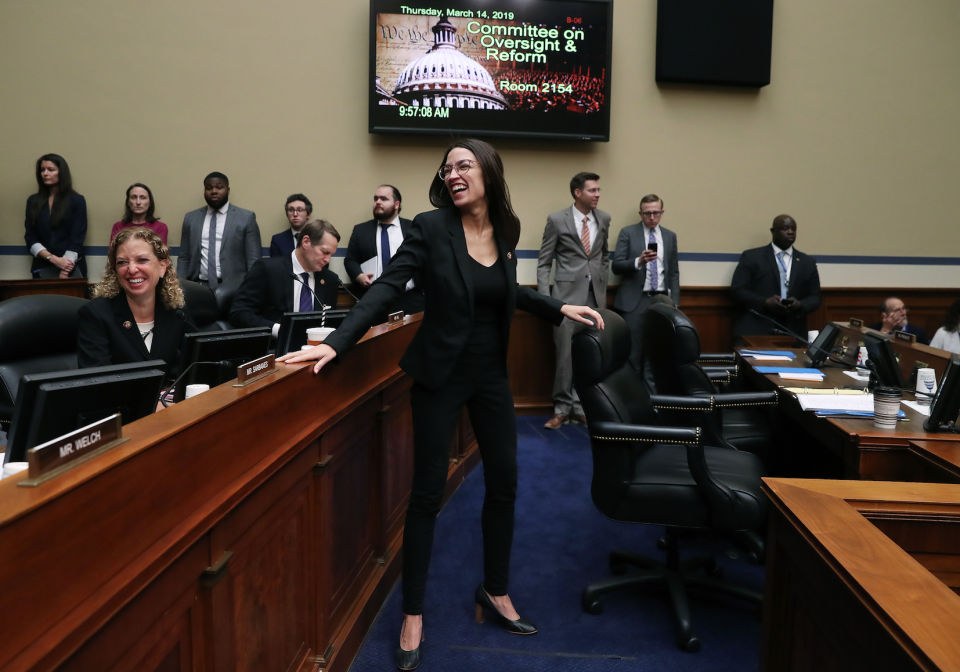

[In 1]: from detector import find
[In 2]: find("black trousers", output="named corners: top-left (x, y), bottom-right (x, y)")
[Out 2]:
top-left (402, 352), bottom-right (518, 615)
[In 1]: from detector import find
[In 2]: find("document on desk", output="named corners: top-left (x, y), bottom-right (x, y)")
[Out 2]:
top-left (756, 367), bottom-right (823, 375)
top-left (741, 350), bottom-right (797, 359)
top-left (797, 394), bottom-right (876, 412)
top-left (749, 355), bottom-right (793, 361)
top-left (779, 372), bottom-right (825, 381)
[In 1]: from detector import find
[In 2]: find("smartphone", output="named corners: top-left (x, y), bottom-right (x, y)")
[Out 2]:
top-left (647, 242), bottom-right (658, 253)
top-left (780, 297), bottom-right (796, 305)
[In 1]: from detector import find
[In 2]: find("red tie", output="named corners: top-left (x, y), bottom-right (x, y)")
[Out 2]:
top-left (580, 216), bottom-right (591, 255)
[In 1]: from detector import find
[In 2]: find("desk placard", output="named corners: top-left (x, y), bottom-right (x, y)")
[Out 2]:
top-left (849, 318), bottom-right (864, 329)
top-left (893, 330), bottom-right (917, 344)
top-left (20, 414), bottom-right (128, 487)
top-left (234, 354), bottom-right (277, 387)
top-left (387, 311), bottom-right (404, 326)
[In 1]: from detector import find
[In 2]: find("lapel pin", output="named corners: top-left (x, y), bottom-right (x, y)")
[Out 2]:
top-left (123, 321), bottom-right (132, 329)
top-left (320, 279), bottom-right (325, 285)
top-left (507, 252), bottom-right (512, 260)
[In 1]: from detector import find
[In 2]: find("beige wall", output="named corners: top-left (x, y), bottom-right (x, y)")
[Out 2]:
top-left (2, 0), bottom-right (958, 272)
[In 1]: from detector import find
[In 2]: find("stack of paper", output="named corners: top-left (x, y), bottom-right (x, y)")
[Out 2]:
top-left (741, 350), bottom-right (797, 361)
top-left (796, 393), bottom-right (906, 419)
top-left (754, 366), bottom-right (825, 382)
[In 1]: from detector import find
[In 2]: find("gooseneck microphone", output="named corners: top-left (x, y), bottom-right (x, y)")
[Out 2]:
top-left (747, 309), bottom-right (809, 344)
top-left (160, 360), bottom-right (231, 407)
top-left (339, 278), bottom-right (361, 304)
top-left (290, 273), bottom-right (328, 312)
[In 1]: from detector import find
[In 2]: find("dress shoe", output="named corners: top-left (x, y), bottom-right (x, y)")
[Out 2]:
top-left (395, 620), bottom-right (423, 670)
top-left (474, 584), bottom-right (538, 635)
top-left (544, 413), bottom-right (568, 429)
top-left (570, 414), bottom-right (588, 425)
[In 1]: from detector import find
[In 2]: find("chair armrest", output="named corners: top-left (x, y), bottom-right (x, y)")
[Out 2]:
top-left (698, 352), bottom-right (736, 364)
top-left (702, 366), bottom-right (736, 383)
top-left (591, 421), bottom-right (701, 446)
top-left (650, 395), bottom-right (714, 412)
top-left (713, 390), bottom-right (778, 408)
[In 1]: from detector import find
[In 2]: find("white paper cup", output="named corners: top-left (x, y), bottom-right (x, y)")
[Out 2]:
top-left (808, 330), bottom-right (819, 343)
top-left (2, 462), bottom-right (28, 480)
top-left (873, 387), bottom-right (902, 429)
top-left (185, 384), bottom-right (210, 399)
top-left (307, 327), bottom-right (335, 346)
top-left (916, 368), bottom-right (937, 403)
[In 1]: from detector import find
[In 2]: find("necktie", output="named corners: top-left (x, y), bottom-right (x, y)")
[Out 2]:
top-left (647, 227), bottom-right (658, 291)
top-left (381, 223), bottom-right (392, 271)
top-left (207, 210), bottom-right (219, 289)
top-left (299, 272), bottom-right (313, 312)
top-left (580, 216), bottom-right (591, 256)
top-left (777, 251), bottom-right (789, 299)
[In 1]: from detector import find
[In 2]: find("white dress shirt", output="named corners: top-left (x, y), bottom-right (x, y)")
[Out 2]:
top-left (200, 202), bottom-right (229, 282)
top-left (375, 215), bottom-right (415, 291)
top-left (640, 224), bottom-right (665, 292)
top-left (272, 250), bottom-right (318, 338)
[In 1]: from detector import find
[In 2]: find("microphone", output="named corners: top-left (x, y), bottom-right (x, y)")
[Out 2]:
top-left (290, 273), bottom-right (329, 312)
top-left (339, 278), bottom-right (361, 304)
top-left (174, 308), bottom-right (201, 332)
top-left (160, 360), bottom-right (231, 407)
top-left (747, 309), bottom-right (810, 344)
top-left (771, 327), bottom-right (809, 345)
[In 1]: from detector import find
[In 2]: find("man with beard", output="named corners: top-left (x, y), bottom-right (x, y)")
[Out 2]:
top-left (270, 193), bottom-right (313, 257)
top-left (343, 185), bottom-right (423, 321)
top-left (177, 172), bottom-right (262, 286)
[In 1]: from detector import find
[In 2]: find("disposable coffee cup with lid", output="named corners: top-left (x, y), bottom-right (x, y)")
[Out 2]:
top-left (307, 327), bottom-right (335, 346)
top-left (873, 386), bottom-right (902, 430)
top-left (915, 368), bottom-right (937, 405)
top-left (185, 384), bottom-right (210, 399)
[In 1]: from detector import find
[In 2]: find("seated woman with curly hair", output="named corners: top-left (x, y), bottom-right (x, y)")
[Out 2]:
top-left (78, 227), bottom-right (196, 377)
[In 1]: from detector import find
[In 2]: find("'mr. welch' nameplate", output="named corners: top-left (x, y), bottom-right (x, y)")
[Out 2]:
top-left (20, 413), bottom-right (127, 486)
top-left (234, 354), bottom-right (277, 387)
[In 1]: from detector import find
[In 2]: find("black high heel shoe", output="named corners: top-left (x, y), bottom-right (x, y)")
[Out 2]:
top-left (474, 584), bottom-right (538, 635)
top-left (395, 619), bottom-right (423, 670)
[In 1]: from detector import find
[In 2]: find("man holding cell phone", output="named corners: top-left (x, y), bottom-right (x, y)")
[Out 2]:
top-left (612, 194), bottom-right (680, 392)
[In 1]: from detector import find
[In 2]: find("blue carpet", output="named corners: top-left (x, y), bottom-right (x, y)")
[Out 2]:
top-left (349, 416), bottom-right (764, 671)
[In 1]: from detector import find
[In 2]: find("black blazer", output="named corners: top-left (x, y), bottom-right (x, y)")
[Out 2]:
top-left (269, 230), bottom-right (297, 257)
top-left (24, 192), bottom-right (88, 277)
top-left (730, 245), bottom-right (821, 338)
top-left (324, 206), bottom-right (566, 390)
top-left (229, 255), bottom-right (341, 330)
top-left (77, 293), bottom-right (194, 376)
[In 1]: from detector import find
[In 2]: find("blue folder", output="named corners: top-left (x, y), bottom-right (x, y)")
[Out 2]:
top-left (814, 409), bottom-right (908, 419)
top-left (740, 350), bottom-right (797, 359)
top-left (755, 367), bottom-right (823, 375)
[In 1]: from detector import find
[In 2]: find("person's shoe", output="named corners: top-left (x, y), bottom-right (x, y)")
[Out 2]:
top-left (395, 619), bottom-right (423, 670)
top-left (544, 414), bottom-right (568, 429)
top-left (570, 414), bottom-right (588, 425)
top-left (474, 584), bottom-right (538, 634)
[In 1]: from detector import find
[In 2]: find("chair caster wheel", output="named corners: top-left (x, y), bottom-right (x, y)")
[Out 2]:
top-left (679, 635), bottom-right (701, 653)
top-left (582, 597), bottom-right (604, 615)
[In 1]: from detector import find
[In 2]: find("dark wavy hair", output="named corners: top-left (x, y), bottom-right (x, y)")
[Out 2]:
top-left (122, 183), bottom-right (158, 224)
top-left (943, 299), bottom-right (960, 333)
top-left (28, 153), bottom-right (75, 229)
top-left (428, 139), bottom-right (521, 250)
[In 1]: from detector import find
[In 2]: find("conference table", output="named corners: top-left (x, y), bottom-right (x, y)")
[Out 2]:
top-left (0, 314), bottom-right (479, 672)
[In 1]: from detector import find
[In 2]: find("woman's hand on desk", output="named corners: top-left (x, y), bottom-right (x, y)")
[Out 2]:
top-left (277, 344), bottom-right (337, 374)
top-left (561, 304), bottom-right (605, 329)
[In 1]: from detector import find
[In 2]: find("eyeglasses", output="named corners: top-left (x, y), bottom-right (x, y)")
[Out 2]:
top-left (286, 207), bottom-right (307, 214)
top-left (438, 159), bottom-right (478, 181)
top-left (640, 210), bottom-right (663, 217)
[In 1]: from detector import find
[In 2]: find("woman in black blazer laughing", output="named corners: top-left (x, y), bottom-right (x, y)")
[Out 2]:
top-left (78, 227), bottom-right (194, 378)
top-left (280, 139), bottom-right (603, 670)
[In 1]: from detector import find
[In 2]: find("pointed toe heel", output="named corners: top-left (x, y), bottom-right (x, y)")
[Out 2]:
top-left (473, 584), bottom-right (538, 635)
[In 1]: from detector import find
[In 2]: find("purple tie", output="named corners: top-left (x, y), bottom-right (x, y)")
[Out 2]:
top-left (648, 228), bottom-right (658, 291)
top-left (299, 272), bottom-right (313, 312)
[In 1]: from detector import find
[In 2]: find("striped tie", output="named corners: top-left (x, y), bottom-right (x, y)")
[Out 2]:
top-left (580, 216), bottom-right (591, 255)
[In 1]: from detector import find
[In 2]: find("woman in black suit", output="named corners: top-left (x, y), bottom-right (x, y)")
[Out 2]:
top-left (24, 154), bottom-right (88, 278)
top-left (279, 139), bottom-right (603, 669)
top-left (78, 227), bottom-right (194, 379)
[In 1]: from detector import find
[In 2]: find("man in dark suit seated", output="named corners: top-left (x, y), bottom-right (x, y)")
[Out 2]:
top-left (270, 193), bottom-right (312, 257)
top-left (868, 297), bottom-right (930, 344)
top-left (230, 219), bottom-right (341, 337)
top-left (731, 215), bottom-right (821, 342)
top-left (343, 185), bottom-right (424, 322)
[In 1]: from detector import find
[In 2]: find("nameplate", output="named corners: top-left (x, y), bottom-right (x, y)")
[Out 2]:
top-left (893, 330), bottom-right (916, 344)
top-left (234, 354), bottom-right (277, 387)
top-left (387, 311), bottom-right (405, 326)
top-left (20, 414), bottom-right (127, 486)
top-left (849, 318), bottom-right (864, 329)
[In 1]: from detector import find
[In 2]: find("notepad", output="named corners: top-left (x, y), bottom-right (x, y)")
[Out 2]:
top-left (779, 373), bottom-right (825, 382)
top-left (741, 350), bottom-right (797, 359)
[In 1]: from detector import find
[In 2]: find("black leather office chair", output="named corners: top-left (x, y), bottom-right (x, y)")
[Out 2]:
top-left (213, 278), bottom-right (243, 330)
top-left (643, 303), bottom-right (776, 463)
top-left (572, 310), bottom-right (767, 652)
top-left (0, 295), bottom-right (87, 430)
top-left (180, 280), bottom-right (223, 332)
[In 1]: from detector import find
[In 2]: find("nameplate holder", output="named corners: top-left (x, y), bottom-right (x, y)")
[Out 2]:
top-left (893, 330), bottom-right (917, 344)
top-left (387, 311), bottom-right (405, 326)
top-left (19, 414), bottom-right (128, 487)
top-left (234, 354), bottom-right (277, 387)
top-left (849, 318), bottom-right (864, 329)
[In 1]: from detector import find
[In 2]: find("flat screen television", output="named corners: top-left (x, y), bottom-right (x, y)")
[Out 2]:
top-left (862, 332), bottom-right (906, 389)
top-left (924, 354), bottom-right (960, 433)
top-left (173, 328), bottom-right (272, 402)
top-left (275, 310), bottom-right (351, 357)
top-left (4, 361), bottom-right (167, 464)
top-left (369, 0), bottom-right (613, 141)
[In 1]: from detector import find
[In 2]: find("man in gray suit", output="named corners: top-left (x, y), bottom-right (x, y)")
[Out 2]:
top-left (612, 194), bottom-right (681, 392)
top-left (177, 172), bottom-right (262, 287)
top-left (538, 172), bottom-right (611, 429)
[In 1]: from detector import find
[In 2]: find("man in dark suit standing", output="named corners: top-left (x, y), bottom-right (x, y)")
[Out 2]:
top-left (177, 172), bottom-right (262, 287)
top-left (343, 185), bottom-right (424, 321)
top-left (731, 215), bottom-right (821, 341)
top-left (868, 297), bottom-right (930, 344)
top-left (537, 172), bottom-right (611, 428)
top-left (612, 194), bottom-right (680, 391)
top-left (269, 194), bottom-right (312, 257)
top-left (230, 219), bottom-right (341, 337)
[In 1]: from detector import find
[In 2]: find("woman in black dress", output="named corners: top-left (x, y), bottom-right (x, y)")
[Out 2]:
top-left (279, 139), bottom-right (603, 670)
top-left (24, 154), bottom-right (88, 278)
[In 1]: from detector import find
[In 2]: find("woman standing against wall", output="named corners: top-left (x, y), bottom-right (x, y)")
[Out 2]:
top-left (110, 183), bottom-right (168, 245)
top-left (24, 153), bottom-right (88, 278)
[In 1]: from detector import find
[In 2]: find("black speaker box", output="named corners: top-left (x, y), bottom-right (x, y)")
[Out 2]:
top-left (656, 0), bottom-right (774, 88)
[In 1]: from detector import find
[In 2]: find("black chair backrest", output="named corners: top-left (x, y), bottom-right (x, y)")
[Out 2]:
top-left (572, 309), bottom-right (657, 427)
top-left (644, 304), bottom-right (716, 397)
top-left (213, 279), bottom-right (243, 321)
top-left (180, 280), bottom-right (221, 331)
